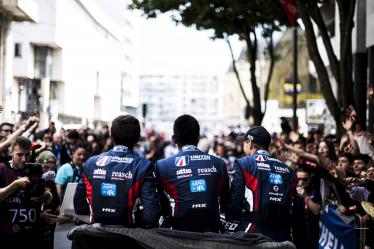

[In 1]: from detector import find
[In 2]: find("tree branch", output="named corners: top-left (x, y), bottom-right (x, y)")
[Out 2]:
top-left (263, 33), bottom-right (274, 115)
top-left (225, 35), bottom-right (251, 109)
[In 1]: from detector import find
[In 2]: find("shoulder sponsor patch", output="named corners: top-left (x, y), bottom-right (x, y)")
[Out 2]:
top-left (101, 183), bottom-right (117, 197)
top-left (254, 155), bottom-right (267, 161)
top-left (269, 173), bottom-right (283, 185)
top-left (190, 179), bottom-right (207, 192)
top-left (175, 156), bottom-right (189, 167)
top-left (190, 155), bottom-right (211, 161)
top-left (96, 156), bottom-right (111, 166)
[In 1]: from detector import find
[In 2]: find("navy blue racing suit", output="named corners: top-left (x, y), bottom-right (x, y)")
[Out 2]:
top-left (228, 150), bottom-right (297, 241)
top-left (156, 145), bottom-right (229, 233)
top-left (74, 145), bottom-right (160, 227)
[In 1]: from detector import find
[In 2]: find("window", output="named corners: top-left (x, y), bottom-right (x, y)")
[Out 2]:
top-left (15, 43), bottom-right (21, 57)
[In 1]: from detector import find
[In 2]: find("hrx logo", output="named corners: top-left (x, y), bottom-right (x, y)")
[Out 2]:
top-left (102, 208), bottom-right (116, 213)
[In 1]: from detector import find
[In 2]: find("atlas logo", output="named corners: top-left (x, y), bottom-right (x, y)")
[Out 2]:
top-left (175, 156), bottom-right (189, 167)
top-left (96, 156), bottom-right (111, 166)
top-left (102, 208), bottom-right (116, 213)
top-left (93, 169), bottom-right (107, 179)
top-left (176, 168), bottom-right (192, 175)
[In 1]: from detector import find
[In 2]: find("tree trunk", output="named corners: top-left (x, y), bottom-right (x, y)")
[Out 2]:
top-left (296, 0), bottom-right (342, 133)
top-left (245, 30), bottom-right (263, 125)
top-left (263, 33), bottom-right (275, 115)
top-left (337, 0), bottom-right (356, 111)
top-left (225, 36), bottom-right (251, 112)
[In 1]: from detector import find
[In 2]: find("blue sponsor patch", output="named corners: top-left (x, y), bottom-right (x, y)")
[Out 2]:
top-left (101, 183), bottom-right (117, 197)
top-left (190, 179), bottom-right (207, 192)
top-left (269, 173), bottom-right (283, 185)
top-left (175, 156), bottom-right (190, 167)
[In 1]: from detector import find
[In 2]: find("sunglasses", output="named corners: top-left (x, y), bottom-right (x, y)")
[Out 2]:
top-left (2, 129), bottom-right (12, 133)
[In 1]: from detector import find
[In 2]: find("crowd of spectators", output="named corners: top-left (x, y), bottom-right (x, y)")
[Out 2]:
top-left (0, 105), bottom-right (373, 248)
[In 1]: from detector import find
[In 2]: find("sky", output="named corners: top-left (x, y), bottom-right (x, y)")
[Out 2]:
top-left (138, 14), bottom-right (243, 76)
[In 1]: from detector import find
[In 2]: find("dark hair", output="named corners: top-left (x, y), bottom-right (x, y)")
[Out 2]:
top-left (66, 130), bottom-right (80, 140)
top-left (338, 152), bottom-right (353, 163)
top-left (296, 167), bottom-right (311, 175)
top-left (11, 136), bottom-right (32, 151)
top-left (173, 114), bottom-right (200, 147)
top-left (353, 154), bottom-right (371, 164)
top-left (320, 140), bottom-right (337, 161)
top-left (0, 122), bottom-right (14, 130)
top-left (111, 115), bottom-right (140, 148)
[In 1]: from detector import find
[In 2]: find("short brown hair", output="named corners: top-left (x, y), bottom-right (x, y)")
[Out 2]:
top-left (11, 136), bottom-right (32, 151)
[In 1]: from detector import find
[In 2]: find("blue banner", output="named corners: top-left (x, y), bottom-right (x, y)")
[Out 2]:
top-left (319, 208), bottom-right (356, 249)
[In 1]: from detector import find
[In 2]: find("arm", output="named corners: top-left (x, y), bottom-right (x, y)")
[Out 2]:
top-left (139, 164), bottom-right (160, 228)
top-left (73, 178), bottom-right (89, 215)
top-left (219, 163), bottom-right (229, 215)
top-left (0, 177), bottom-right (30, 203)
top-left (285, 144), bottom-right (320, 164)
top-left (227, 161), bottom-right (245, 220)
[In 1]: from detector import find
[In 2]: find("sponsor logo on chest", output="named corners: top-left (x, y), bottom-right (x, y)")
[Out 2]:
top-left (93, 168), bottom-right (107, 179)
top-left (176, 168), bottom-right (192, 178)
top-left (111, 171), bottom-right (133, 180)
top-left (197, 166), bottom-right (217, 175)
top-left (190, 155), bottom-right (211, 161)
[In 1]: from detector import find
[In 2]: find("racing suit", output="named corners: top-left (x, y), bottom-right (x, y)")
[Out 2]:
top-left (156, 145), bottom-right (229, 233)
top-left (74, 145), bottom-right (160, 227)
top-left (228, 150), bottom-right (297, 241)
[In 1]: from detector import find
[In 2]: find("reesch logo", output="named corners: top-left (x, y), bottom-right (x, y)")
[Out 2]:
top-left (198, 166), bottom-right (217, 174)
top-left (96, 156), bottom-right (111, 166)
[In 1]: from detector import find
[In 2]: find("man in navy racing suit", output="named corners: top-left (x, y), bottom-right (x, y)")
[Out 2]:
top-left (156, 114), bottom-right (229, 233)
top-left (74, 115), bottom-right (160, 227)
top-left (228, 126), bottom-right (297, 241)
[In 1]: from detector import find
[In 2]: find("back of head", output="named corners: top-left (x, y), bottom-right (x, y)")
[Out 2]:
top-left (245, 126), bottom-right (271, 150)
top-left (173, 114), bottom-right (200, 147)
top-left (111, 115), bottom-right (140, 148)
top-left (11, 136), bottom-right (32, 151)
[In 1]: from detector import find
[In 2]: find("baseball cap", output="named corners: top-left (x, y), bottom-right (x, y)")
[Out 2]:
top-left (245, 126), bottom-right (271, 150)
top-left (36, 150), bottom-right (57, 164)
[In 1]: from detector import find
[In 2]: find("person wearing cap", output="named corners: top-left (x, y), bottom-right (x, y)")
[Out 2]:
top-left (227, 126), bottom-right (297, 242)
top-left (36, 150), bottom-right (60, 249)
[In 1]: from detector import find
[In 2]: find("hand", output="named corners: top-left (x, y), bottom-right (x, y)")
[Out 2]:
top-left (289, 131), bottom-right (299, 142)
top-left (25, 116), bottom-right (40, 130)
top-left (31, 190), bottom-right (53, 203)
top-left (369, 86), bottom-right (374, 96)
top-left (346, 105), bottom-right (357, 120)
top-left (296, 186), bottom-right (306, 197)
top-left (40, 209), bottom-right (58, 224)
top-left (342, 116), bottom-right (354, 131)
top-left (14, 177), bottom-right (30, 188)
top-left (57, 214), bottom-right (75, 224)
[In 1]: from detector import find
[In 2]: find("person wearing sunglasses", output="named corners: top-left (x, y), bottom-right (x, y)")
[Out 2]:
top-left (292, 168), bottom-right (321, 249)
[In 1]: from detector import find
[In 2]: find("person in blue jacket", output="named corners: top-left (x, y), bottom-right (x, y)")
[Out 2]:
top-left (73, 115), bottom-right (160, 228)
top-left (228, 126), bottom-right (297, 242)
top-left (156, 114), bottom-right (229, 233)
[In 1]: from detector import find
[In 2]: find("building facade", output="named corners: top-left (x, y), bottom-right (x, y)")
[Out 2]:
top-left (2, 0), bottom-right (139, 128)
top-left (139, 73), bottom-right (224, 133)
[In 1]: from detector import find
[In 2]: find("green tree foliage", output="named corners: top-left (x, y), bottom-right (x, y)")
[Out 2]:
top-left (131, 0), bottom-right (289, 125)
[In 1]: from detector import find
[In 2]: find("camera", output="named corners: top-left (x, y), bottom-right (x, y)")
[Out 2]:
top-left (21, 163), bottom-right (45, 202)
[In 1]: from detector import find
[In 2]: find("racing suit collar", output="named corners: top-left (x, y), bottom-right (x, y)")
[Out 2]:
top-left (255, 149), bottom-right (269, 155)
top-left (181, 145), bottom-right (199, 152)
top-left (112, 145), bottom-right (129, 153)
